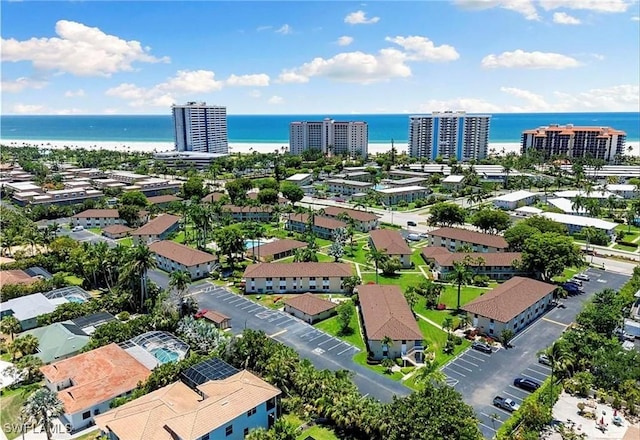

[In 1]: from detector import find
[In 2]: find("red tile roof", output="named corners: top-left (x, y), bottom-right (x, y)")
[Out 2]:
top-left (246, 239), bottom-right (307, 258)
top-left (244, 262), bottom-right (353, 278)
top-left (287, 213), bottom-right (347, 230)
top-left (40, 343), bottom-right (151, 414)
top-left (323, 206), bottom-right (379, 222)
top-left (201, 192), bottom-right (226, 203)
top-left (132, 214), bottom-right (180, 236)
top-left (284, 293), bottom-right (337, 316)
top-left (222, 205), bottom-right (273, 213)
top-left (72, 209), bottom-right (120, 219)
top-left (102, 224), bottom-right (133, 234)
top-left (462, 277), bottom-right (556, 323)
top-left (149, 241), bottom-right (217, 266)
top-left (202, 310), bottom-right (230, 324)
top-left (0, 270), bottom-right (36, 289)
top-left (369, 229), bottom-right (411, 255)
top-left (146, 195), bottom-right (183, 205)
top-left (357, 284), bottom-right (423, 341)
top-left (428, 227), bottom-right (508, 249)
top-left (421, 247), bottom-right (522, 267)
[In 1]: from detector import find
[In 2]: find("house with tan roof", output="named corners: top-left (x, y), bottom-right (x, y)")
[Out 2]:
top-left (222, 205), bottom-right (275, 223)
top-left (0, 269), bottom-right (37, 290)
top-left (285, 213), bottom-right (347, 240)
top-left (322, 206), bottom-right (379, 232)
top-left (40, 343), bottom-right (152, 431)
top-left (146, 194), bottom-right (183, 206)
top-left (283, 293), bottom-right (337, 324)
top-left (95, 370), bottom-right (280, 440)
top-left (202, 192), bottom-right (227, 204)
top-left (201, 310), bottom-right (231, 330)
top-left (369, 229), bottom-right (412, 268)
top-left (149, 241), bottom-right (217, 280)
top-left (102, 224), bottom-right (133, 239)
top-left (132, 214), bottom-right (181, 244)
top-left (421, 247), bottom-right (524, 281)
top-left (357, 284), bottom-right (424, 362)
top-left (243, 263), bottom-right (352, 294)
top-left (427, 227), bottom-right (509, 252)
top-left (71, 209), bottom-right (124, 228)
top-left (462, 277), bottom-right (556, 339)
top-left (246, 239), bottom-right (307, 262)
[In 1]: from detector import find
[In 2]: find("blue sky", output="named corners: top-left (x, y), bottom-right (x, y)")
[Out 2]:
top-left (1, 0), bottom-right (639, 115)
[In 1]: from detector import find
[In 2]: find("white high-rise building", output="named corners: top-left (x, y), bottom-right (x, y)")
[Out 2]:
top-left (408, 111), bottom-right (490, 161)
top-left (289, 118), bottom-right (368, 157)
top-left (172, 102), bottom-right (228, 154)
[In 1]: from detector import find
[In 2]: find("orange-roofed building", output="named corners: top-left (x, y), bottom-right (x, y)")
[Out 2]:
top-left (40, 343), bottom-right (151, 431)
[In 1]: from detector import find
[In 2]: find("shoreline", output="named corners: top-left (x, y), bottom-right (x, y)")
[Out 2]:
top-left (1, 138), bottom-right (639, 157)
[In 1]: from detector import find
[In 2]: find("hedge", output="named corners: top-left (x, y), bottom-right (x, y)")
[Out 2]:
top-left (616, 240), bottom-right (638, 248)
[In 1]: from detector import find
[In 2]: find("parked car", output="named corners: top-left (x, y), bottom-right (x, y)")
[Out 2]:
top-left (513, 377), bottom-right (541, 392)
top-left (472, 341), bottom-right (493, 354)
top-left (493, 396), bottom-right (520, 412)
top-left (538, 354), bottom-right (552, 366)
top-left (72, 225), bottom-right (84, 232)
top-left (407, 234), bottom-right (421, 241)
top-left (194, 309), bottom-right (209, 319)
top-left (574, 273), bottom-right (590, 281)
top-left (407, 221), bottom-right (417, 227)
top-left (569, 278), bottom-right (583, 287)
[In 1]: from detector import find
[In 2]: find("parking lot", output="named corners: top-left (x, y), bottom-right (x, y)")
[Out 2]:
top-left (57, 227), bottom-right (117, 247)
top-left (443, 268), bottom-right (629, 438)
top-left (192, 283), bottom-right (409, 401)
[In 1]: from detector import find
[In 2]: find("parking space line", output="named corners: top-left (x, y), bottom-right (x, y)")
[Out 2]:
top-left (317, 338), bottom-right (334, 346)
top-left (541, 317), bottom-right (570, 328)
top-left (269, 330), bottom-right (287, 338)
top-left (240, 304), bottom-right (255, 310)
top-left (529, 365), bottom-right (551, 374)
top-left (337, 346), bottom-right (354, 355)
top-left (508, 385), bottom-right (530, 395)
top-left (479, 422), bottom-right (497, 433)
top-left (503, 391), bottom-right (523, 401)
top-left (480, 412), bottom-right (505, 425)
top-left (491, 406), bottom-right (513, 417)
top-left (458, 358), bottom-right (479, 368)
top-left (451, 362), bottom-right (472, 373)
top-left (327, 342), bottom-right (343, 351)
top-left (465, 353), bottom-right (486, 363)
top-left (308, 333), bottom-right (326, 342)
top-left (443, 367), bottom-right (466, 377)
top-left (520, 372), bottom-right (543, 381)
top-left (524, 369), bottom-right (548, 380)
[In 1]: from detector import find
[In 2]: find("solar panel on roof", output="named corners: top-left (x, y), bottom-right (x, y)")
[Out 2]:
top-left (181, 358), bottom-right (239, 389)
top-left (71, 312), bottom-right (116, 330)
top-left (61, 322), bottom-right (89, 337)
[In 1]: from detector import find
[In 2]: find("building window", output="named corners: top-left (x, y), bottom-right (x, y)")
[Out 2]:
top-left (225, 425), bottom-right (233, 436)
top-left (323, 277), bottom-right (329, 281)
top-left (267, 397), bottom-right (276, 411)
top-left (244, 428), bottom-right (249, 436)
top-left (201, 435), bottom-right (210, 440)
top-left (490, 319), bottom-right (494, 323)
top-left (310, 277), bottom-right (316, 281)
top-left (310, 285), bottom-right (316, 290)
top-left (82, 411), bottom-right (91, 420)
top-left (247, 406), bottom-right (257, 416)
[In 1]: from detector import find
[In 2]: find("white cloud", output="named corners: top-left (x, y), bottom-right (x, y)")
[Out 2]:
top-left (64, 89), bottom-right (85, 98)
top-left (481, 49), bottom-right (581, 69)
top-left (1, 77), bottom-right (47, 93)
top-left (336, 36), bottom-right (354, 46)
top-left (385, 36), bottom-right (459, 62)
top-left (225, 74), bottom-right (270, 87)
top-left (256, 25), bottom-right (273, 31)
top-left (1, 20), bottom-right (169, 77)
top-left (632, 16), bottom-right (640, 21)
top-left (11, 103), bottom-right (45, 114)
top-left (158, 70), bottom-right (224, 94)
top-left (275, 24), bottom-right (293, 35)
top-left (418, 97), bottom-right (504, 113)
top-left (553, 12), bottom-right (581, 24)
top-left (278, 48), bottom-right (411, 84)
top-left (500, 86), bottom-right (550, 110)
top-left (344, 10), bottom-right (380, 24)
top-left (454, 0), bottom-right (540, 20)
top-left (552, 84), bottom-right (640, 111)
top-left (248, 90), bottom-right (262, 98)
top-left (268, 95), bottom-right (284, 104)
top-left (539, 0), bottom-right (632, 13)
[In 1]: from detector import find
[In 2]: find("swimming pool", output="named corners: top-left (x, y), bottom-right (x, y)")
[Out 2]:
top-left (151, 347), bottom-right (179, 364)
top-left (245, 239), bottom-right (268, 249)
top-left (66, 295), bottom-right (87, 304)
top-left (374, 184), bottom-right (389, 190)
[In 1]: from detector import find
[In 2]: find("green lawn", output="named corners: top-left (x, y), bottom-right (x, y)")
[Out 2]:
top-left (614, 244), bottom-right (638, 253)
top-left (361, 272), bottom-right (426, 291)
top-left (411, 249), bottom-right (428, 268)
top-left (314, 312), bottom-right (366, 350)
top-left (342, 240), bottom-right (372, 266)
top-left (0, 383), bottom-right (42, 440)
top-left (88, 227), bottom-right (102, 235)
top-left (246, 293), bottom-right (290, 309)
top-left (63, 274), bottom-right (84, 286)
top-left (616, 224), bottom-right (640, 234)
top-left (416, 319), bottom-right (471, 366)
top-left (73, 431), bottom-right (101, 440)
top-left (118, 237), bottom-right (133, 247)
top-left (552, 267), bottom-right (580, 283)
top-left (297, 425), bottom-right (339, 440)
top-left (276, 252), bottom-right (336, 263)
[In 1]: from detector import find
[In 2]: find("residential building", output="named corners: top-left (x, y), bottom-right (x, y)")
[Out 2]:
top-left (540, 212), bottom-right (618, 240)
top-left (14, 188), bottom-right (104, 207)
top-left (222, 205), bottom-right (275, 223)
top-left (493, 190), bottom-right (540, 210)
top-left (547, 198), bottom-right (586, 215)
top-left (427, 227), bottom-right (509, 252)
top-left (202, 192), bottom-right (227, 203)
top-left (172, 102), bottom-right (229, 154)
top-left (559, 165), bottom-right (640, 182)
top-left (376, 186), bottom-right (431, 206)
top-left (41, 343), bottom-right (152, 431)
top-left (333, 171), bottom-right (373, 182)
top-left (598, 184), bottom-right (638, 199)
top-left (0, 292), bottom-right (57, 330)
top-left (95, 370), bottom-right (280, 440)
top-left (201, 310), bottom-right (231, 330)
top-left (322, 206), bottom-right (379, 232)
top-left (325, 178), bottom-right (374, 196)
top-left (246, 239), bottom-right (308, 262)
top-left (441, 175), bottom-right (466, 191)
top-left (283, 293), bottom-right (337, 324)
top-left (384, 177), bottom-right (428, 188)
top-left (149, 241), bottom-right (217, 280)
top-left (421, 247), bottom-right (524, 281)
top-left (146, 194), bottom-right (183, 206)
top-left (408, 111), bottom-right (491, 161)
top-left (554, 190), bottom-right (622, 201)
top-left (72, 209), bottom-right (124, 228)
top-left (131, 214), bottom-right (181, 245)
top-left (357, 284), bottom-right (424, 362)
top-left (285, 213), bottom-right (347, 240)
top-left (284, 173), bottom-right (313, 187)
top-left (152, 151), bottom-right (227, 169)
top-left (121, 178), bottom-right (182, 197)
top-left (369, 229), bottom-right (412, 268)
top-left (102, 225), bottom-right (133, 239)
top-left (289, 118), bottom-right (368, 157)
top-left (462, 277), bottom-right (556, 338)
top-left (388, 170), bottom-right (429, 180)
top-left (0, 270), bottom-right (37, 290)
top-left (514, 206), bottom-right (544, 218)
top-left (521, 124), bottom-right (626, 162)
top-left (23, 322), bottom-right (90, 364)
top-left (243, 262), bottom-right (353, 294)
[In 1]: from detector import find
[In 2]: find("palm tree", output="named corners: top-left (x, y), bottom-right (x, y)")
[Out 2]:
top-left (123, 244), bottom-right (157, 311)
top-left (22, 388), bottom-right (63, 440)
top-left (442, 317), bottom-right (454, 335)
top-left (13, 334), bottom-right (39, 360)
top-left (541, 341), bottom-right (574, 404)
top-left (447, 261), bottom-right (473, 310)
top-left (571, 195), bottom-right (586, 214)
top-left (381, 335), bottom-right (393, 358)
top-left (0, 316), bottom-right (21, 341)
top-left (366, 247), bottom-right (388, 284)
top-left (169, 270), bottom-right (192, 312)
top-left (413, 358), bottom-right (446, 386)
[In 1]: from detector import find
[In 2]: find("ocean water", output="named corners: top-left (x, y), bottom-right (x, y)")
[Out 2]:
top-left (0, 113), bottom-right (638, 144)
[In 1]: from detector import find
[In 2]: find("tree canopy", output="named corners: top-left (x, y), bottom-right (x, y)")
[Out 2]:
top-left (470, 208), bottom-right (511, 235)
top-left (428, 202), bottom-right (467, 227)
top-left (280, 182), bottom-right (304, 205)
top-left (519, 232), bottom-right (583, 281)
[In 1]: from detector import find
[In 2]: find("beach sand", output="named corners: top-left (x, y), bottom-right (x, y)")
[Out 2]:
top-left (1, 138), bottom-right (639, 157)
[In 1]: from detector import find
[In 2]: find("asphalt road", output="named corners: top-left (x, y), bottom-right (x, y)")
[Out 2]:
top-left (191, 283), bottom-right (410, 402)
top-left (444, 268), bottom-right (630, 439)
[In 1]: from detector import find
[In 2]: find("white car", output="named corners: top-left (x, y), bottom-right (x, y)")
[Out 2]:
top-left (574, 273), bottom-right (590, 281)
top-left (72, 225), bottom-right (84, 232)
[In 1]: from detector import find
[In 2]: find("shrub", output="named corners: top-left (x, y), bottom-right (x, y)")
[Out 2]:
top-left (616, 240), bottom-right (638, 248)
top-left (117, 311), bottom-right (130, 322)
top-left (472, 274), bottom-right (490, 287)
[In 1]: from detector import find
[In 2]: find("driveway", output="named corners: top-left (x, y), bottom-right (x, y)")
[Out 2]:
top-left (191, 283), bottom-right (410, 402)
top-left (443, 268), bottom-right (629, 438)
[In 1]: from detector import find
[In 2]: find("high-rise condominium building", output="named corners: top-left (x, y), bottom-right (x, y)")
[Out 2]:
top-left (521, 124), bottom-right (626, 163)
top-left (408, 111), bottom-right (491, 161)
top-left (289, 118), bottom-right (368, 157)
top-left (172, 102), bottom-right (228, 154)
